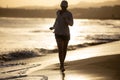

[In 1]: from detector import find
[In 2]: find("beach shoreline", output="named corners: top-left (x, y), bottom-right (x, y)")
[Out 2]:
top-left (39, 54), bottom-right (120, 80)
top-left (0, 41), bottom-right (120, 80)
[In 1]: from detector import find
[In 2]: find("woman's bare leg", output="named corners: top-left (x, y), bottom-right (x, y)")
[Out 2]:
top-left (56, 39), bottom-right (64, 67)
top-left (56, 38), bottom-right (69, 71)
top-left (63, 40), bottom-right (69, 62)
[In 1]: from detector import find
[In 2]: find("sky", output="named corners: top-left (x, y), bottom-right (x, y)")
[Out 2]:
top-left (0, 0), bottom-right (119, 8)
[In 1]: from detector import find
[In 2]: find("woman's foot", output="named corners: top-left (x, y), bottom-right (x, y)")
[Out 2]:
top-left (60, 64), bottom-right (65, 72)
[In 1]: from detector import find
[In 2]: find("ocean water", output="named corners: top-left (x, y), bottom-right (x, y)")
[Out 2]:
top-left (0, 17), bottom-right (120, 52)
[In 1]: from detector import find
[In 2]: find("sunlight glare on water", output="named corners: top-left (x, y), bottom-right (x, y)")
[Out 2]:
top-left (0, 18), bottom-right (120, 50)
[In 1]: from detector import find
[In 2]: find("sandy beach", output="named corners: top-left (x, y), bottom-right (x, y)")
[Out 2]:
top-left (0, 41), bottom-right (120, 80)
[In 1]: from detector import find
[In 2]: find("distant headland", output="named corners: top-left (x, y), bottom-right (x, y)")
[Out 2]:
top-left (0, 5), bottom-right (120, 19)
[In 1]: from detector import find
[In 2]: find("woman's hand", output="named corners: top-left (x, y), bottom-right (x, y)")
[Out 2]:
top-left (49, 27), bottom-right (54, 30)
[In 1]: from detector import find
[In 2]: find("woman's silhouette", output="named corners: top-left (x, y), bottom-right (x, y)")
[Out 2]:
top-left (50, 0), bottom-right (73, 72)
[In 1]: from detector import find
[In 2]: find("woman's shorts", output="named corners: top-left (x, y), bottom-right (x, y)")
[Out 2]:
top-left (55, 34), bottom-right (70, 40)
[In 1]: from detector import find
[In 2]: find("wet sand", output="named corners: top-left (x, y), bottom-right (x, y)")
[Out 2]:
top-left (30, 41), bottom-right (120, 80)
top-left (0, 41), bottom-right (120, 80)
top-left (43, 55), bottom-right (120, 80)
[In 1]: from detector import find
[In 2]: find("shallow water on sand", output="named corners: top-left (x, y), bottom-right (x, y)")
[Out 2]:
top-left (0, 41), bottom-right (120, 80)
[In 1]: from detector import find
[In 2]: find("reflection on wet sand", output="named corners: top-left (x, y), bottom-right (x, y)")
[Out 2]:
top-left (60, 71), bottom-right (106, 80)
top-left (60, 71), bottom-right (90, 80)
top-left (61, 71), bottom-right (65, 80)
